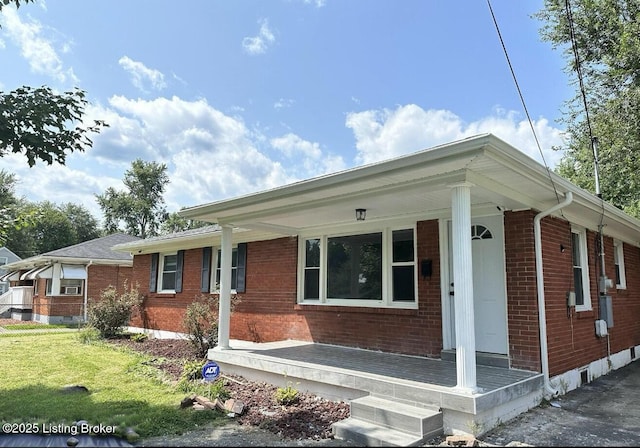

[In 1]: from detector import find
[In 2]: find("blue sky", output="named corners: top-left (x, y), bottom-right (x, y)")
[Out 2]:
top-left (0, 0), bottom-right (571, 225)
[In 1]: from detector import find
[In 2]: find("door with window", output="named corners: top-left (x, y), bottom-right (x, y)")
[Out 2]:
top-left (447, 215), bottom-right (508, 354)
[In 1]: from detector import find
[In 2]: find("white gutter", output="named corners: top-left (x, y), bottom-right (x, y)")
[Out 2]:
top-left (534, 191), bottom-right (573, 397)
top-left (84, 260), bottom-right (93, 323)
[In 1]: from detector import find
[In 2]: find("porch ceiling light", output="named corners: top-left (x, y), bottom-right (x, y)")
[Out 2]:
top-left (355, 208), bottom-right (366, 221)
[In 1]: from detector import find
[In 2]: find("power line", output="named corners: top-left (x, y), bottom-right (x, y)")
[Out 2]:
top-left (486, 0), bottom-right (561, 204)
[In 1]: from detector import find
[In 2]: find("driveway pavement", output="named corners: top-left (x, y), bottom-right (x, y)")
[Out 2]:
top-left (475, 359), bottom-right (640, 446)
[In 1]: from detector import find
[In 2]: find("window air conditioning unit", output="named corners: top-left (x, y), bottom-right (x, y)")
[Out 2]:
top-left (64, 286), bottom-right (80, 295)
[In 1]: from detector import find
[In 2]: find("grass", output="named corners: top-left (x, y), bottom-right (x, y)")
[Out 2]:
top-left (2, 323), bottom-right (80, 330)
top-left (0, 332), bottom-right (227, 439)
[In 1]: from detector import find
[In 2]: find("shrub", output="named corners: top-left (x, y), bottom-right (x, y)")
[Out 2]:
top-left (77, 326), bottom-right (102, 344)
top-left (182, 294), bottom-right (240, 358)
top-left (87, 282), bottom-right (142, 339)
top-left (130, 333), bottom-right (148, 343)
top-left (275, 380), bottom-right (299, 405)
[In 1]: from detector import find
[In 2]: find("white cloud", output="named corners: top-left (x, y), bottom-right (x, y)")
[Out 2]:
top-left (346, 104), bottom-right (566, 168)
top-left (78, 96), bottom-right (323, 212)
top-left (1, 7), bottom-right (77, 84)
top-left (118, 56), bottom-right (167, 92)
top-left (242, 19), bottom-right (275, 55)
top-left (270, 133), bottom-right (346, 176)
top-left (303, 0), bottom-right (326, 7)
top-left (274, 98), bottom-right (295, 109)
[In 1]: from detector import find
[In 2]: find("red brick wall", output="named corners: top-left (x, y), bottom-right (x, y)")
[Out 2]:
top-left (131, 223), bottom-right (443, 357)
top-left (538, 216), bottom-right (640, 376)
top-left (86, 265), bottom-right (133, 302)
top-left (504, 210), bottom-right (541, 371)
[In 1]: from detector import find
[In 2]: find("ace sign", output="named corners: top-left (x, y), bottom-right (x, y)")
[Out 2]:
top-left (202, 361), bottom-right (221, 381)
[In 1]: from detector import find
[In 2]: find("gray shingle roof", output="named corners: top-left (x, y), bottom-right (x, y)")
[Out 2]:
top-left (44, 233), bottom-right (141, 261)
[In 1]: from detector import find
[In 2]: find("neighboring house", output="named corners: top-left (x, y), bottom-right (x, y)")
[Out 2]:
top-left (1, 233), bottom-right (140, 323)
top-left (0, 247), bottom-right (21, 296)
top-left (112, 134), bottom-right (640, 440)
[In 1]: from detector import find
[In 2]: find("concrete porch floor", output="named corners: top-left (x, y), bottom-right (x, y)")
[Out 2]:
top-left (208, 339), bottom-right (545, 437)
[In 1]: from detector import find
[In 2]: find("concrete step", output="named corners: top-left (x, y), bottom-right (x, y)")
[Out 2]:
top-left (332, 417), bottom-right (426, 447)
top-left (332, 395), bottom-right (443, 446)
top-left (350, 395), bottom-right (443, 437)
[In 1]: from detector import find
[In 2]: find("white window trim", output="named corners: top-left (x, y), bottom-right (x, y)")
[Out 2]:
top-left (572, 226), bottom-right (592, 312)
top-left (158, 252), bottom-right (177, 293)
top-left (297, 226), bottom-right (418, 309)
top-left (614, 239), bottom-right (627, 289)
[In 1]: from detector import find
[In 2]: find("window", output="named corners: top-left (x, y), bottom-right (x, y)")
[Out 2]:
top-left (214, 248), bottom-right (238, 291)
top-left (0, 257), bottom-right (7, 267)
top-left (150, 251), bottom-right (184, 293)
top-left (303, 239), bottom-right (320, 300)
top-left (46, 279), bottom-right (52, 296)
top-left (200, 244), bottom-right (247, 294)
top-left (299, 227), bottom-right (416, 308)
top-left (571, 227), bottom-right (591, 310)
top-left (61, 279), bottom-right (83, 295)
top-left (391, 229), bottom-right (415, 301)
top-left (327, 233), bottom-right (382, 300)
top-left (161, 253), bottom-right (178, 291)
top-left (614, 240), bottom-right (626, 289)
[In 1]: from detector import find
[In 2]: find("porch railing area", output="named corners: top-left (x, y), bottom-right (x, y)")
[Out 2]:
top-left (0, 287), bottom-right (34, 315)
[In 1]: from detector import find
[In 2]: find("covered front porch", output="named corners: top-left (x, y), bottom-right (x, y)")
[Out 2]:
top-left (208, 339), bottom-right (544, 445)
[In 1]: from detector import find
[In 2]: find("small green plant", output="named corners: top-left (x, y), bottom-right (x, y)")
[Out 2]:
top-left (275, 377), bottom-right (300, 405)
top-left (176, 359), bottom-right (205, 392)
top-left (130, 333), bottom-right (148, 342)
top-left (466, 419), bottom-right (484, 436)
top-left (87, 281), bottom-right (142, 339)
top-left (77, 326), bottom-right (102, 344)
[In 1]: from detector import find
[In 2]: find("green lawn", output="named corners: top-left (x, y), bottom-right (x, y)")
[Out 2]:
top-left (2, 323), bottom-right (79, 330)
top-left (0, 332), bottom-right (226, 440)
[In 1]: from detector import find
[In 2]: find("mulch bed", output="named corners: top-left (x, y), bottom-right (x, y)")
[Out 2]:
top-left (108, 337), bottom-right (351, 441)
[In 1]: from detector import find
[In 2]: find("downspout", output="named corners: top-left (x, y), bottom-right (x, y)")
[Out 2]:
top-left (534, 191), bottom-right (573, 397)
top-left (84, 260), bottom-right (93, 323)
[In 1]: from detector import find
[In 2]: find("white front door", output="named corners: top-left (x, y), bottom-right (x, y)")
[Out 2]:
top-left (447, 215), bottom-right (508, 354)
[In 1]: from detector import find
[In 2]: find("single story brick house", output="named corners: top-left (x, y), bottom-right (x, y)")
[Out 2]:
top-left (1, 233), bottom-right (139, 323)
top-left (112, 133), bottom-right (640, 441)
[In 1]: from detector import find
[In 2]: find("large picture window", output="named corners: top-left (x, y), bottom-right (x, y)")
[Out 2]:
top-left (327, 233), bottom-right (382, 300)
top-left (299, 227), bottom-right (416, 308)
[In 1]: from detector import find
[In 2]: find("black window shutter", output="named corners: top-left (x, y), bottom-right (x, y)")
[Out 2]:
top-left (201, 247), bottom-right (212, 293)
top-left (175, 250), bottom-right (184, 293)
top-left (149, 253), bottom-right (159, 293)
top-left (236, 243), bottom-right (247, 293)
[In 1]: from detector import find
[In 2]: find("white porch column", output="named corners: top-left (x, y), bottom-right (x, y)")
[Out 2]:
top-left (216, 225), bottom-right (233, 350)
top-left (450, 182), bottom-right (478, 393)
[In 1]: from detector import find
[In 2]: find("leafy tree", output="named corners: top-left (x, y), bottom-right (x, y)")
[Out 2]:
top-left (160, 211), bottom-right (210, 234)
top-left (535, 0), bottom-right (640, 216)
top-left (59, 202), bottom-right (101, 242)
top-left (0, 1), bottom-right (108, 167)
top-left (96, 159), bottom-right (170, 238)
top-left (0, 170), bottom-right (39, 249)
top-left (31, 201), bottom-right (77, 254)
top-left (0, 86), bottom-right (108, 167)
